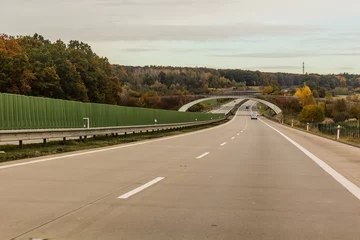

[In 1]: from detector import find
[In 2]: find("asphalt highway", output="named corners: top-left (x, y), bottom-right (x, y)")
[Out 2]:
top-left (1, 101), bottom-right (360, 240)
top-left (209, 99), bottom-right (243, 114)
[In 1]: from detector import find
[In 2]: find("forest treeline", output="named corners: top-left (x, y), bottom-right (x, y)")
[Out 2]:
top-left (1, 34), bottom-right (360, 110)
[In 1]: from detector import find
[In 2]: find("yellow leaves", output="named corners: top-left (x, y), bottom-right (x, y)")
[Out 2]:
top-left (294, 84), bottom-right (315, 107)
top-left (219, 77), bottom-right (230, 86)
top-left (43, 66), bottom-right (60, 82)
top-left (298, 104), bottom-right (325, 123)
top-left (5, 39), bottom-right (22, 57)
top-left (0, 39), bottom-right (6, 53)
top-left (336, 76), bottom-right (347, 87)
top-left (262, 86), bottom-right (273, 95)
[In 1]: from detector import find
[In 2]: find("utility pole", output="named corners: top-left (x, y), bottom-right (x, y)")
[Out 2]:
top-left (302, 62), bottom-right (305, 75)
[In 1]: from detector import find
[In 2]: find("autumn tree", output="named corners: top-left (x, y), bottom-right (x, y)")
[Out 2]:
top-left (298, 105), bottom-right (325, 123)
top-left (294, 83), bottom-right (316, 107)
top-left (331, 99), bottom-right (350, 122)
top-left (262, 86), bottom-right (273, 95)
top-left (349, 105), bottom-right (360, 120)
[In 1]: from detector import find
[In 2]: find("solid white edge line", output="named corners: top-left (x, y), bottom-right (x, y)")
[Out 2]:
top-left (0, 107), bottom-right (244, 170)
top-left (118, 177), bottom-right (164, 199)
top-left (220, 142), bottom-right (227, 146)
top-left (259, 118), bottom-right (360, 201)
top-left (196, 152), bottom-right (210, 159)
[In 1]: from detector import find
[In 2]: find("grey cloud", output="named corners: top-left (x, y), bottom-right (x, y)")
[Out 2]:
top-left (170, 47), bottom-right (251, 53)
top-left (60, 23), bottom-right (321, 42)
top-left (248, 66), bottom-right (301, 70)
top-left (337, 67), bottom-right (355, 70)
top-left (96, 0), bottom-right (239, 6)
top-left (301, 36), bottom-right (360, 44)
top-left (212, 52), bottom-right (360, 58)
top-left (122, 48), bottom-right (160, 52)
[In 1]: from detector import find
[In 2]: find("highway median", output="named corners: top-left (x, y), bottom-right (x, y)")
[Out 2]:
top-left (0, 118), bottom-right (229, 163)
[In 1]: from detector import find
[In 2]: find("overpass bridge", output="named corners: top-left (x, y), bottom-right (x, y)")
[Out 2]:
top-left (178, 95), bottom-right (282, 115)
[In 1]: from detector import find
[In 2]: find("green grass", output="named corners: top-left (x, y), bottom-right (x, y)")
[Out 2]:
top-left (0, 120), bottom-right (228, 163)
top-left (248, 86), bottom-right (262, 91)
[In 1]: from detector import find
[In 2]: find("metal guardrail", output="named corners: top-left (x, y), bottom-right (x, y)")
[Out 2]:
top-left (0, 117), bottom-right (228, 148)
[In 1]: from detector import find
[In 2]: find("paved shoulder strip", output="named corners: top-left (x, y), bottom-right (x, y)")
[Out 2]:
top-left (259, 118), bottom-right (360, 201)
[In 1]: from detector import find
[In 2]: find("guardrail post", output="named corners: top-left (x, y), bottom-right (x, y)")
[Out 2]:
top-left (62, 137), bottom-right (66, 145)
top-left (84, 136), bottom-right (87, 142)
top-left (291, 120), bottom-right (294, 127)
top-left (337, 125), bottom-right (341, 140)
top-left (307, 123), bottom-right (309, 131)
top-left (43, 138), bottom-right (47, 146)
top-left (19, 140), bottom-right (23, 149)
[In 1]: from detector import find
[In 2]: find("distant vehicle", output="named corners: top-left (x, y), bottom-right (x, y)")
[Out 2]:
top-left (251, 113), bottom-right (258, 120)
top-left (245, 106), bottom-right (250, 110)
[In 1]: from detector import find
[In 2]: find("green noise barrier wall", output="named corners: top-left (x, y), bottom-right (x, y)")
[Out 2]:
top-left (0, 93), bottom-right (224, 130)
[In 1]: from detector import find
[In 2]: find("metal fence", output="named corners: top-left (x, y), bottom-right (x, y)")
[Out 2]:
top-left (0, 93), bottom-right (223, 130)
top-left (283, 119), bottom-right (360, 139)
top-left (318, 123), bottom-right (360, 138)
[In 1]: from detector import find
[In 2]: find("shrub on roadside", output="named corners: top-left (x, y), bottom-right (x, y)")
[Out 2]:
top-left (298, 104), bottom-right (325, 123)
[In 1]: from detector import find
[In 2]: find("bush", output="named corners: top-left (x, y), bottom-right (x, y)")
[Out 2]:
top-left (325, 91), bottom-right (334, 100)
top-left (298, 104), bottom-right (325, 123)
top-left (312, 90), bottom-right (319, 98)
top-left (334, 87), bottom-right (349, 95)
top-left (349, 106), bottom-right (360, 119)
top-left (334, 99), bottom-right (348, 112)
top-left (333, 111), bottom-right (350, 123)
top-left (319, 87), bottom-right (327, 98)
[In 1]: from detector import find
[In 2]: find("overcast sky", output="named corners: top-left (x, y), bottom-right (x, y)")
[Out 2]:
top-left (1, 0), bottom-right (360, 74)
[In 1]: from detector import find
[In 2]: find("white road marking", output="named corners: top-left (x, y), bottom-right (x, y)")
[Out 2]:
top-left (237, 133), bottom-right (240, 136)
top-left (196, 152), bottom-right (210, 159)
top-left (0, 108), bottom-right (244, 170)
top-left (231, 137), bottom-right (235, 140)
top-left (118, 177), bottom-right (164, 199)
top-left (220, 142), bottom-right (227, 146)
top-left (241, 131), bottom-right (243, 133)
top-left (259, 118), bottom-right (360, 201)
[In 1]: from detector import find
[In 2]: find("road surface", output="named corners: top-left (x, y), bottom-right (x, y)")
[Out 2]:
top-left (1, 101), bottom-right (360, 240)
top-left (209, 98), bottom-right (244, 114)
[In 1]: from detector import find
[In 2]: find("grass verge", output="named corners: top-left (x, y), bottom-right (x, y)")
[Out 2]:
top-left (0, 119), bottom-right (228, 163)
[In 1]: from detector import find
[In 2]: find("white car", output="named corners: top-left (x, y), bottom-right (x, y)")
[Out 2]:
top-left (251, 113), bottom-right (258, 120)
